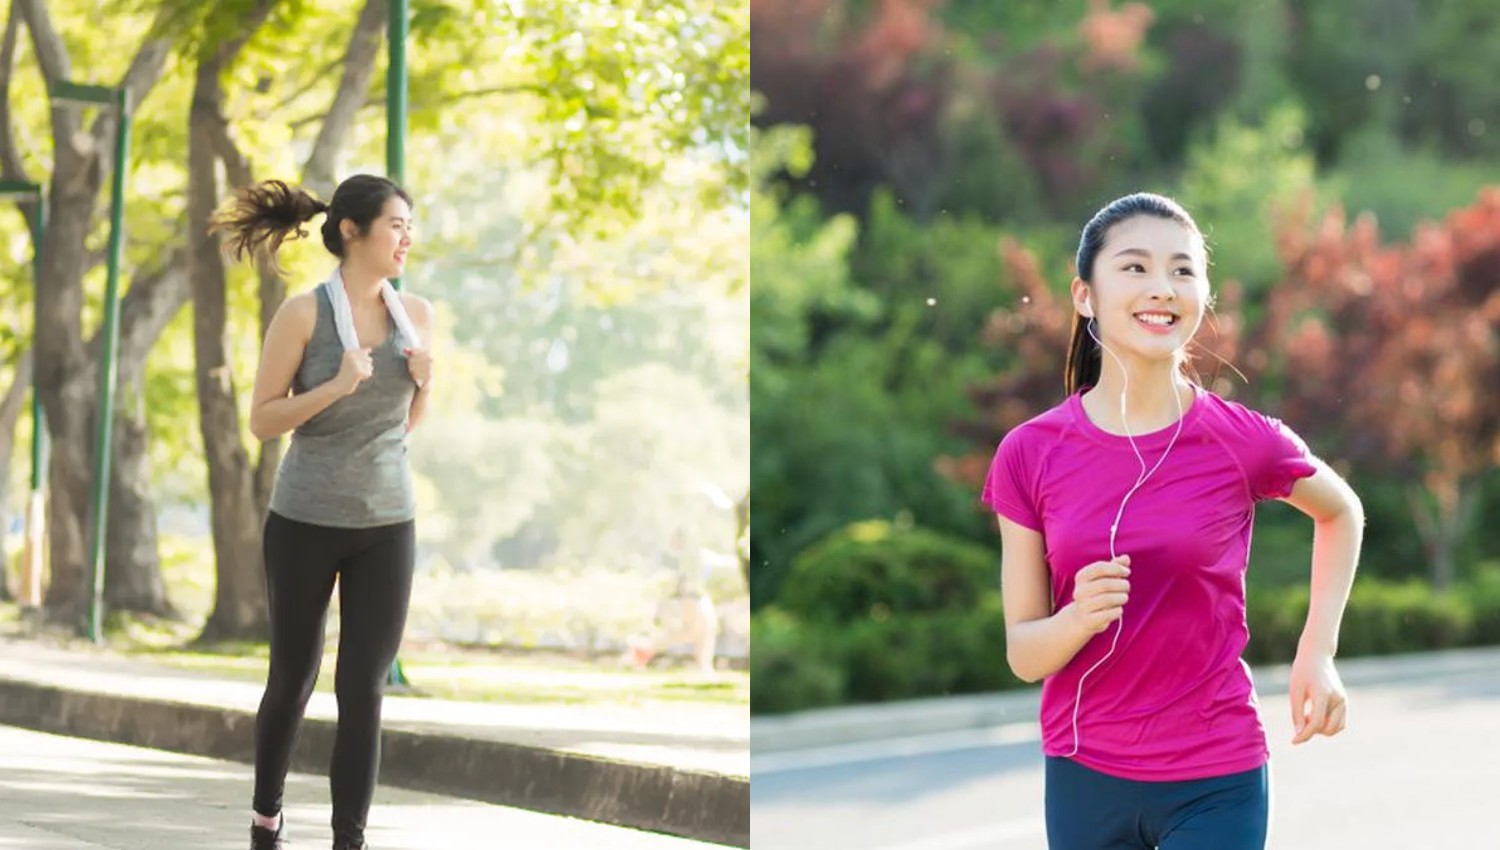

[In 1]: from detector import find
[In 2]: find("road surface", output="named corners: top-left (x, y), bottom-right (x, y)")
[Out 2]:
top-left (752, 657), bottom-right (1499, 849)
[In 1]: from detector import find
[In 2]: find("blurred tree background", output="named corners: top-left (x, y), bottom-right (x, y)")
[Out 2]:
top-left (750, 0), bottom-right (1500, 714)
top-left (1, 0), bottom-right (750, 660)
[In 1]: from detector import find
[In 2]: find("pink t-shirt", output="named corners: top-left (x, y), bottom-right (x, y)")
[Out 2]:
top-left (981, 385), bottom-right (1317, 781)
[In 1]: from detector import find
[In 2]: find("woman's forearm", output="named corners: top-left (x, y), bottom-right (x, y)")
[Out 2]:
top-left (251, 381), bottom-right (344, 441)
top-left (406, 383), bottom-right (431, 433)
top-left (1008, 603), bottom-right (1095, 683)
top-left (1300, 505), bottom-right (1364, 656)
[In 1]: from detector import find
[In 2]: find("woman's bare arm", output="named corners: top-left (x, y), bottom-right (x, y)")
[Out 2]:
top-left (998, 516), bottom-right (1097, 683)
top-left (402, 292), bottom-right (435, 433)
top-left (248, 293), bottom-right (345, 441)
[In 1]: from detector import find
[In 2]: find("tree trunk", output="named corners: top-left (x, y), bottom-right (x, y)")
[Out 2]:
top-left (192, 0), bottom-right (387, 643)
top-left (104, 244), bottom-right (197, 615)
top-left (212, 99), bottom-right (286, 517)
top-left (36, 187), bottom-right (102, 622)
top-left (103, 376), bottom-right (173, 616)
top-left (189, 41), bottom-right (272, 643)
top-left (1407, 481), bottom-right (1480, 592)
top-left (29, 202), bottom-right (191, 624)
top-left (40, 408), bottom-right (91, 622)
top-left (18, 0), bottom-right (171, 624)
top-left (1431, 536), bottom-right (1455, 592)
top-left (87, 249), bottom-right (196, 617)
top-left (303, 0), bottom-right (388, 198)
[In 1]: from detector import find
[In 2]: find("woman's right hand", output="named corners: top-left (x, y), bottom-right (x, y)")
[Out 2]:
top-left (333, 348), bottom-right (374, 396)
top-left (1068, 555), bottom-right (1131, 635)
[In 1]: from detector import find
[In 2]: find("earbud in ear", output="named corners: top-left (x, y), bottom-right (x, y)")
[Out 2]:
top-left (1081, 299), bottom-right (1095, 319)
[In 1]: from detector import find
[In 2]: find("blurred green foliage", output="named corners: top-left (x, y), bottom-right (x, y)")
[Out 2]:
top-left (755, 543), bottom-right (1500, 714)
top-left (2, 0), bottom-right (751, 631)
top-left (777, 519), bottom-right (997, 623)
top-left (750, 0), bottom-right (1500, 711)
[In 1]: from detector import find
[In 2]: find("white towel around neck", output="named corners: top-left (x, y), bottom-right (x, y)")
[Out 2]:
top-left (325, 266), bottom-right (423, 353)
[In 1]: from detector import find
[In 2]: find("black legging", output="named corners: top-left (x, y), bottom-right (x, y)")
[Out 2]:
top-left (253, 510), bottom-right (415, 847)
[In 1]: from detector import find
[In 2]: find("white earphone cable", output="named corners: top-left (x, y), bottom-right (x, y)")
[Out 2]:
top-left (1064, 316), bottom-right (1185, 758)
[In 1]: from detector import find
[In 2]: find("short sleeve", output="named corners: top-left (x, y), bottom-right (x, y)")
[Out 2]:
top-left (981, 429), bottom-right (1043, 531)
top-left (1245, 412), bottom-right (1318, 501)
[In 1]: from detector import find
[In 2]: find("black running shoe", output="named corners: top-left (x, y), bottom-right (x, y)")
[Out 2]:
top-left (250, 820), bottom-right (286, 850)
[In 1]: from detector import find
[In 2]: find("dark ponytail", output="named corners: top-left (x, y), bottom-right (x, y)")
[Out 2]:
top-left (208, 180), bottom-right (328, 273)
top-left (1064, 313), bottom-right (1101, 397)
top-left (210, 174), bottom-right (413, 273)
top-left (1065, 192), bottom-right (1204, 395)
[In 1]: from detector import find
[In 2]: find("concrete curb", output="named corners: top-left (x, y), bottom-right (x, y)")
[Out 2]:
top-left (0, 678), bottom-right (748, 848)
top-left (751, 645), bottom-right (1500, 754)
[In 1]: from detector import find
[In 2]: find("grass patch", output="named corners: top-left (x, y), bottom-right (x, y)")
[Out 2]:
top-left (132, 640), bottom-right (749, 707)
top-left (3, 529), bottom-right (749, 710)
top-left (2, 600), bottom-right (745, 709)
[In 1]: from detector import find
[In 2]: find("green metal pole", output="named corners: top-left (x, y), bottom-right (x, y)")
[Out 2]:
top-left (0, 181), bottom-right (51, 610)
top-left (0, 180), bottom-right (47, 496)
top-left (84, 88), bottom-right (131, 643)
top-left (387, 0), bottom-right (407, 296)
top-left (387, 0), bottom-right (407, 197)
top-left (28, 194), bottom-right (46, 495)
top-left (385, 0), bottom-right (412, 689)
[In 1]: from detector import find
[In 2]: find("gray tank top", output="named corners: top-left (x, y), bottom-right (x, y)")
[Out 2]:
top-left (269, 282), bottom-right (417, 528)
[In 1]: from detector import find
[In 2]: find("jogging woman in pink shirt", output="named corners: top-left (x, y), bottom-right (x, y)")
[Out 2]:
top-left (983, 193), bottom-right (1363, 848)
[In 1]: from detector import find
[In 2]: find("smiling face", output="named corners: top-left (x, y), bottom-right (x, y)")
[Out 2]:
top-left (341, 194), bottom-right (413, 279)
top-left (1072, 214), bottom-right (1208, 362)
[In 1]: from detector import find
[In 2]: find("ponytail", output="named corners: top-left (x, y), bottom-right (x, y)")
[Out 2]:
top-left (208, 180), bottom-right (328, 273)
top-left (1065, 313), bottom-right (1100, 395)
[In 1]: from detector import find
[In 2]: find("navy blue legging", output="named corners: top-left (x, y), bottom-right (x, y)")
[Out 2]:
top-left (1044, 756), bottom-right (1269, 849)
top-left (253, 510), bottom-right (415, 848)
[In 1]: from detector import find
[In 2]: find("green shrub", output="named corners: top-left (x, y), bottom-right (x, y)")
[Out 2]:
top-left (1340, 580), bottom-right (1473, 656)
top-left (777, 520), bottom-right (998, 624)
top-left (838, 602), bottom-right (1022, 704)
top-left (752, 600), bottom-right (1025, 713)
top-left (757, 555), bottom-right (1500, 715)
top-left (1245, 584), bottom-right (1310, 665)
top-left (1248, 575), bottom-right (1491, 663)
top-left (1325, 131), bottom-right (1500, 240)
top-left (1465, 563), bottom-right (1500, 646)
top-left (749, 609), bottom-right (846, 714)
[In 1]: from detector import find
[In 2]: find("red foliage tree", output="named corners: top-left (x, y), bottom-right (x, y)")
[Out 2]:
top-left (1258, 191), bottom-right (1500, 588)
top-left (750, 0), bottom-right (955, 217)
top-left (751, 1), bottom-right (1158, 219)
top-left (1078, 0), bottom-right (1156, 75)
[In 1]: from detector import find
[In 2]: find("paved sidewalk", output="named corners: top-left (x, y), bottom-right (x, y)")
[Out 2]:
top-left (0, 723), bottom-right (722, 849)
top-left (0, 638), bottom-right (747, 847)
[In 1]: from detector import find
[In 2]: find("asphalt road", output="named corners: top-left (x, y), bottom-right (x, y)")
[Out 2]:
top-left (0, 724), bottom-right (722, 850)
top-left (752, 657), bottom-right (1500, 849)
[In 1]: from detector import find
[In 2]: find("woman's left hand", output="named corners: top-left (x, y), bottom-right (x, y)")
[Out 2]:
top-left (403, 346), bottom-right (433, 390)
top-left (1288, 648), bottom-right (1348, 744)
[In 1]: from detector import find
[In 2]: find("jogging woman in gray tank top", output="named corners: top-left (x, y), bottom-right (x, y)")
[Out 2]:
top-left (209, 175), bottom-right (434, 850)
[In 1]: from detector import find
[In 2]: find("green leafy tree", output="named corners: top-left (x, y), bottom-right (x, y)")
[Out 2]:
top-left (1177, 102), bottom-right (1322, 302)
top-left (12, 0), bottom-right (178, 622)
top-left (8, 0), bottom-right (748, 636)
